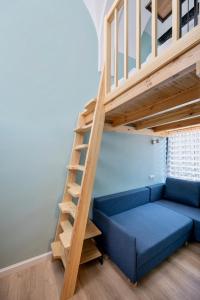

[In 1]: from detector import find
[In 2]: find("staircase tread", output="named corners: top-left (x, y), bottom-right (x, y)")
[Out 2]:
top-left (84, 98), bottom-right (96, 111)
top-left (75, 123), bottom-right (92, 133)
top-left (52, 239), bottom-right (101, 267)
top-left (75, 144), bottom-right (88, 151)
top-left (67, 183), bottom-right (81, 198)
top-left (68, 164), bottom-right (85, 172)
top-left (51, 241), bottom-right (66, 267)
top-left (59, 202), bottom-right (77, 218)
top-left (59, 220), bottom-right (101, 249)
top-left (51, 241), bottom-right (62, 259)
top-left (80, 239), bottom-right (102, 264)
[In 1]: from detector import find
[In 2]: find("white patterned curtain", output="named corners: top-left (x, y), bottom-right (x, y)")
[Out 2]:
top-left (167, 129), bottom-right (200, 181)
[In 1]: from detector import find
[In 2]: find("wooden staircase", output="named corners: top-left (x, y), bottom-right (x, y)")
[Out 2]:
top-left (51, 71), bottom-right (105, 300)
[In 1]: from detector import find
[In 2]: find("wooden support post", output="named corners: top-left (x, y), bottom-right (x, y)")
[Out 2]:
top-left (152, 0), bottom-right (158, 58)
top-left (105, 19), bottom-right (111, 93)
top-left (136, 0), bottom-right (141, 70)
top-left (124, 0), bottom-right (128, 79)
top-left (196, 61), bottom-right (200, 78)
top-left (114, 9), bottom-right (118, 87)
top-left (172, 0), bottom-right (180, 42)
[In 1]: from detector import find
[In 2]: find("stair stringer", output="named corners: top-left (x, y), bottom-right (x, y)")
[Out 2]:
top-left (60, 69), bottom-right (106, 300)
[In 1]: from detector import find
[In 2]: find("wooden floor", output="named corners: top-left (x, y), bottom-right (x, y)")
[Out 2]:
top-left (0, 242), bottom-right (200, 300)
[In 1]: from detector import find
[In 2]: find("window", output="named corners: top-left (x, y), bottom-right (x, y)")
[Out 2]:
top-left (167, 128), bottom-right (200, 181)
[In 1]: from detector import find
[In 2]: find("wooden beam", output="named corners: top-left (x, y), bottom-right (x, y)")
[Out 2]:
top-left (134, 100), bottom-right (200, 129)
top-left (111, 85), bottom-right (200, 126)
top-left (124, 0), bottom-right (128, 79)
top-left (197, 61), bottom-right (200, 78)
top-left (136, 0), bottom-right (141, 70)
top-left (153, 116), bottom-right (200, 132)
top-left (114, 9), bottom-right (118, 87)
top-left (104, 123), bottom-right (165, 136)
top-left (152, 0), bottom-right (158, 58)
top-left (172, 0), bottom-right (180, 41)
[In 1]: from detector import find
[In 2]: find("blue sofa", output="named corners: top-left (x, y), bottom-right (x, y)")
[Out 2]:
top-left (93, 177), bottom-right (200, 283)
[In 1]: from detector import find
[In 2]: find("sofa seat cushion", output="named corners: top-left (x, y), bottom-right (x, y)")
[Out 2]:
top-left (156, 199), bottom-right (200, 241)
top-left (111, 203), bottom-right (193, 268)
top-left (164, 177), bottom-right (200, 207)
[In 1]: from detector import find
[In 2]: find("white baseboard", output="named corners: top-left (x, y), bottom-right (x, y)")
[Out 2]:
top-left (0, 251), bottom-right (52, 278)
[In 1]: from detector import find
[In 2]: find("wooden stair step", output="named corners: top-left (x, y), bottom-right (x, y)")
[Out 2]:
top-left (51, 241), bottom-right (66, 267)
top-left (59, 220), bottom-right (101, 249)
top-left (85, 220), bottom-right (102, 239)
top-left (59, 202), bottom-right (76, 219)
top-left (68, 164), bottom-right (85, 172)
top-left (74, 144), bottom-right (88, 151)
top-left (51, 241), bottom-right (62, 259)
top-left (82, 98), bottom-right (96, 116)
top-left (67, 183), bottom-right (81, 198)
top-left (75, 123), bottom-right (92, 133)
top-left (80, 239), bottom-right (102, 264)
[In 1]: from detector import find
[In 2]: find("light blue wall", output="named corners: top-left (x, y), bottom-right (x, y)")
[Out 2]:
top-left (0, 0), bottom-right (166, 268)
top-left (0, 0), bottom-right (99, 268)
top-left (94, 133), bottom-right (166, 197)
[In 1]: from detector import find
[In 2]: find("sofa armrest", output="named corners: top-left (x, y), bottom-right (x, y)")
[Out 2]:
top-left (93, 208), bottom-right (137, 282)
top-left (147, 183), bottom-right (165, 202)
top-left (93, 187), bottom-right (149, 216)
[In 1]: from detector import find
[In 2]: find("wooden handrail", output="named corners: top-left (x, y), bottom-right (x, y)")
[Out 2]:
top-left (104, 0), bottom-right (199, 95)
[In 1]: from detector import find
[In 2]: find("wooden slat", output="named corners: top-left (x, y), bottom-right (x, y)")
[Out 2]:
top-left (153, 116), bottom-right (200, 132)
top-left (67, 183), bottom-right (81, 198)
top-left (80, 239), bottom-right (102, 265)
top-left (172, 0), bottom-right (180, 41)
top-left (74, 144), bottom-right (88, 151)
top-left (114, 8), bottom-right (119, 87)
top-left (59, 202), bottom-right (77, 219)
top-left (75, 124), bottom-right (92, 133)
top-left (68, 165), bottom-right (85, 172)
top-left (152, 0), bottom-right (158, 58)
top-left (136, 0), bottom-right (141, 70)
top-left (124, 0), bottom-right (128, 79)
top-left (111, 84), bottom-right (200, 126)
top-left (134, 101), bottom-right (200, 130)
top-left (105, 20), bottom-right (111, 93)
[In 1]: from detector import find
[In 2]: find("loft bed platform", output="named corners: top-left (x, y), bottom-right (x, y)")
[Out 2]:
top-left (92, 0), bottom-right (200, 136)
top-left (105, 31), bottom-right (200, 133)
top-left (84, 25), bottom-right (200, 135)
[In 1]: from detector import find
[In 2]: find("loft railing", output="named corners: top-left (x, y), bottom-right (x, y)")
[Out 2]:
top-left (104, 0), bottom-right (200, 96)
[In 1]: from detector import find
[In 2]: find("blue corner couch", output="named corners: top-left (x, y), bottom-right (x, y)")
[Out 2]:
top-left (93, 177), bottom-right (200, 283)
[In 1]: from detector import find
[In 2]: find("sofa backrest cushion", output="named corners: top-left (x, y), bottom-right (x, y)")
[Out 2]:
top-left (164, 177), bottom-right (200, 208)
top-left (93, 187), bottom-right (150, 216)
